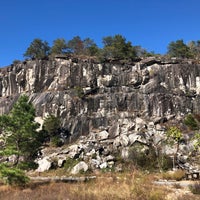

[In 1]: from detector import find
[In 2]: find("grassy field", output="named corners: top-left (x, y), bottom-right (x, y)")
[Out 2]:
top-left (0, 170), bottom-right (199, 200)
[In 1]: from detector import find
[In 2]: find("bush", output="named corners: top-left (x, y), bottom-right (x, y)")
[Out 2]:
top-left (128, 143), bottom-right (157, 171)
top-left (184, 114), bottom-right (199, 130)
top-left (189, 181), bottom-right (200, 195)
top-left (51, 136), bottom-right (63, 147)
top-left (0, 164), bottom-right (29, 186)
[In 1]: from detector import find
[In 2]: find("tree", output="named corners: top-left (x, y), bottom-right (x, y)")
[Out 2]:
top-left (0, 95), bottom-right (41, 165)
top-left (166, 126), bottom-right (183, 169)
top-left (50, 38), bottom-right (67, 55)
top-left (101, 34), bottom-right (136, 60)
top-left (43, 115), bottom-right (61, 136)
top-left (43, 115), bottom-right (61, 146)
top-left (0, 164), bottom-right (29, 186)
top-left (167, 39), bottom-right (192, 58)
top-left (82, 38), bottom-right (99, 56)
top-left (24, 38), bottom-right (50, 59)
top-left (188, 40), bottom-right (200, 59)
top-left (67, 36), bottom-right (84, 54)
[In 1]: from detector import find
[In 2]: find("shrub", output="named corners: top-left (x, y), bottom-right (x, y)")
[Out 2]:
top-left (51, 136), bottom-right (63, 147)
top-left (128, 143), bottom-right (157, 171)
top-left (0, 164), bottom-right (29, 186)
top-left (189, 181), bottom-right (200, 195)
top-left (74, 86), bottom-right (84, 98)
top-left (184, 114), bottom-right (199, 130)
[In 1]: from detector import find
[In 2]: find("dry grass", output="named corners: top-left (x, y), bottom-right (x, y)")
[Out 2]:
top-left (0, 171), bottom-right (168, 200)
top-left (161, 169), bottom-right (186, 181)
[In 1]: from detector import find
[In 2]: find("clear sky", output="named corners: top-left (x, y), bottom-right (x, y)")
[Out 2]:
top-left (0, 0), bottom-right (200, 67)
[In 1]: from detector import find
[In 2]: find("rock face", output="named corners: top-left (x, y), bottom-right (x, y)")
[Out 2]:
top-left (0, 56), bottom-right (200, 172)
top-left (0, 57), bottom-right (200, 139)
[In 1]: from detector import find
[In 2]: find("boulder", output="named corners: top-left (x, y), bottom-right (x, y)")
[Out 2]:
top-left (100, 162), bottom-right (108, 169)
top-left (36, 158), bottom-right (52, 172)
top-left (96, 130), bottom-right (109, 140)
top-left (108, 123), bottom-right (120, 138)
top-left (71, 161), bottom-right (88, 174)
top-left (135, 117), bottom-right (147, 131)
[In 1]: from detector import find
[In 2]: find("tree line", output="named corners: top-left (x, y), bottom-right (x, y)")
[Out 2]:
top-left (22, 35), bottom-right (200, 63)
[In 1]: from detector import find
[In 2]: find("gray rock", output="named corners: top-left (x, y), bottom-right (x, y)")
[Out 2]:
top-left (71, 161), bottom-right (89, 174)
top-left (36, 158), bottom-right (52, 172)
top-left (100, 162), bottom-right (108, 169)
top-left (119, 135), bottom-right (129, 147)
top-left (128, 134), bottom-right (140, 145)
top-left (96, 130), bottom-right (109, 140)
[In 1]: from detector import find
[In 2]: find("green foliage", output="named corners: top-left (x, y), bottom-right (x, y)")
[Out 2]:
top-left (167, 39), bottom-right (192, 58)
top-left (166, 126), bottom-right (183, 169)
top-left (74, 86), bottom-right (84, 98)
top-left (0, 95), bottom-right (41, 164)
top-left (167, 126), bottom-right (182, 143)
top-left (51, 136), bottom-right (63, 147)
top-left (64, 158), bottom-right (79, 171)
top-left (193, 132), bottom-right (200, 151)
top-left (67, 36), bottom-right (99, 56)
top-left (184, 114), bottom-right (199, 130)
top-left (128, 143), bottom-right (157, 170)
top-left (43, 115), bottom-right (61, 136)
top-left (100, 34), bottom-right (137, 60)
top-left (50, 38), bottom-right (67, 55)
top-left (0, 164), bottom-right (29, 186)
top-left (24, 38), bottom-right (50, 59)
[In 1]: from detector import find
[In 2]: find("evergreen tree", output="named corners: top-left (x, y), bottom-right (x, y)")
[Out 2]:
top-left (24, 38), bottom-right (50, 59)
top-left (0, 95), bottom-right (41, 165)
top-left (167, 39), bottom-right (192, 58)
top-left (101, 34), bottom-right (136, 60)
top-left (67, 36), bottom-right (84, 54)
top-left (50, 38), bottom-right (67, 55)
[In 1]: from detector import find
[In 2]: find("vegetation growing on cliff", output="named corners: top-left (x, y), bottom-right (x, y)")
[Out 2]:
top-left (21, 34), bottom-right (200, 63)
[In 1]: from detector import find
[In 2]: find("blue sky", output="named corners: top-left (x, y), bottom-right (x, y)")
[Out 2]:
top-left (0, 0), bottom-right (200, 67)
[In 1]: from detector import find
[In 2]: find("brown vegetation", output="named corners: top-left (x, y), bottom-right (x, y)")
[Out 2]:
top-left (0, 171), bottom-right (199, 200)
top-left (0, 171), bottom-right (165, 200)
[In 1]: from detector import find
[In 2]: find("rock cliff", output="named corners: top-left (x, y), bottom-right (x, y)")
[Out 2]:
top-left (0, 57), bottom-right (200, 136)
top-left (1, 56), bottom-right (200, 172)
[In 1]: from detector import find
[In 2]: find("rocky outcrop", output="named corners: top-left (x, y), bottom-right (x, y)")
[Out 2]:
top-left (0, 57), bottom-right (200, 138)
top-left (0, 56), bottom-right (200, 172)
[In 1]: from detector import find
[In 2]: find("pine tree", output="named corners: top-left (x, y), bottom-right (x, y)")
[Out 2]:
top-left (0, 95), bottom-right (41, 165)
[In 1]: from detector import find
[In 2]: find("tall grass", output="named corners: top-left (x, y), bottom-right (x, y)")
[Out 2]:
top-left (0, 171), bottom-right (167, 200)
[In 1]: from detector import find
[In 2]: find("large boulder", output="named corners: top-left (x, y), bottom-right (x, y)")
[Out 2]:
top-left (36, 158), bottom-right (52, 172)
top-left (71, 161), bottom-right (89, 174)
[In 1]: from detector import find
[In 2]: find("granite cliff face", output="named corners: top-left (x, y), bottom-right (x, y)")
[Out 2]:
top-left (0, 57), bottom-right (200, 136)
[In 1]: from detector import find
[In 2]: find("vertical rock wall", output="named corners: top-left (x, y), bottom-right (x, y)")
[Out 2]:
top-left (0, 57), bottom-right (200, 138)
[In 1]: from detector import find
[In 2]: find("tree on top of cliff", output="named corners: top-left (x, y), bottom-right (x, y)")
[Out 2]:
top-left (167, 39), bottom-right (193, 58)
top-left (67, 36), bottom-right (84, 54)
top-left (0, 95), bottom-right (42, 165)
top-left (100, 34), bottom-right (137, 60)
top-left (50, 38), bottom-right (67, 55)
top-left (188, 40), bottom-right (200, 59)
top-left (24, 38), bottom-right (50, 59)
top-left (67, 36), bottom-right (99, 56)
